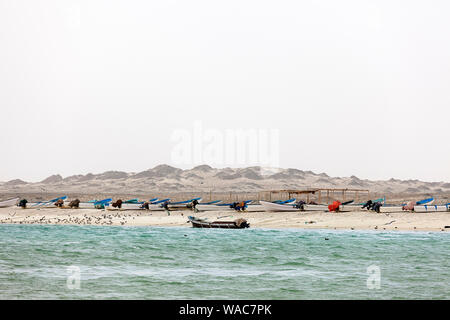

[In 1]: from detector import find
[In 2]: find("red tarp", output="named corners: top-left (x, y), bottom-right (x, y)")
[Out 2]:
top-left (328, 201), bottom-right (341, 212)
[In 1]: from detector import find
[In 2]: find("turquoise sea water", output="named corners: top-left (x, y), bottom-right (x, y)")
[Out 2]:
top-left (0, 224), bottom-right (448, 299)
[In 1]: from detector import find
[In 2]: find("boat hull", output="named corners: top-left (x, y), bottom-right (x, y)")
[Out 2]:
top-left (196, 204), bottom-right (234, 211)
top-left (27, 202), bottom-right (60, 208)
top-left (260, 201), bottom-right (300, 212)
top-left (414, 204), bottom-right (450, 213)
top-left (106, 203), bottom-right (145, 211)
top-left (379, 206), bottom-right (405, 213)
top-left (106, 203), bottom-right (165, 211)
top-left (0, 198), bottom-right (19, 208)
top-left (244, 204), bottom-right (264, 212)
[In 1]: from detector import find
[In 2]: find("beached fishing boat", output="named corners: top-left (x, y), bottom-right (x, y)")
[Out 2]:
top-left (195, 204), bottom-right (233, 211)
top-left (246, 198), bottom-right (298, 212)
top-left (188, 216), bottom-right (250, 229)
top-left (196, 200), bottom-right (252, 212)
top-left (106, 198), bottom-right (167, 211)
top-left (0, 198), bottom-right (19, 208)
top-left (61, 198), bottom-right (113, 209)
top-left (378, 198), bottom-right (435, 213)
top-left (259, 201), bottom-right (300, 212)
top-left (379, 206), bottom-right (405, 213)
top-left (273, 199), bottom-right (297, 205)
top-left (25, 196), bottom-right (68, 208)
top-left (196, 199), bottom-right (293, 212)
top-left (413, 204), bottom-right (450, 213)
top-left (303, 204), bottom-right (334, 211)
top-left (168, 198), bottom-right (202, 209)
top-left (244, 204), bottom-right (265, 212)
top-left (260, 200), bottom-right (352, 212)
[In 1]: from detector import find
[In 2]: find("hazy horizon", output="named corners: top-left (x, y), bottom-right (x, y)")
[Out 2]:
top-left (1, 1), bottom-right (449, 183)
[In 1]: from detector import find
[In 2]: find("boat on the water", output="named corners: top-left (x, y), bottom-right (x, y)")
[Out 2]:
top-left (188, 216), bottom-right (250, 229)
top-left (0, 198), bottom-right (19, 208)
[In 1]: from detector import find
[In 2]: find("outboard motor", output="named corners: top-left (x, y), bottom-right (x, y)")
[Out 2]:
top-left (69, 199), bottom-right (80, 208)
top-left (187, 199), bottom-right (199, 210)
top-left (234, 218), bottom-right (250, 228)
top-left (295, 200), bottom-right (306, 210)
top-left (112, 199), bottom-right (123, 209)
top-left (18, 199), bottom-right (28, 208)
top-left (362, 200), bottom-right (373, 210)
top-left (54, 199), bottom-right (64, 207)
top-left (372, 202), bottom-right (382, 213)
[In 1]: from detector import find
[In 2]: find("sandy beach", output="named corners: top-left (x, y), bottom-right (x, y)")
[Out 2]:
top-left (1, 207), bottom-right (449, 232)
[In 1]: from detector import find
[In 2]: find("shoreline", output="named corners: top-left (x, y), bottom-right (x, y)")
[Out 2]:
top-left (1, 207), bottom-right (449, 233)
top-left (1, 222), bottom-right (449, 234)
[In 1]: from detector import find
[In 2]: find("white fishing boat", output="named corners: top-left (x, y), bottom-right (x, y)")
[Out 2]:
top-left (168, 198), bottom-right (202, 209)
top-left (244, 204), bottom-right (265, 212)
top-left (340, 205), bottom-right (365, 212)
top-left (259, 201), bottom-right (300, 212)
top-left (24, 196), bottom-right (68, 208)
top-left (71, 202), bottom-right (102, 209)
top-left (0, 198), bottom-right (19, 208)
top-left (303, 204), bottom-right (333, 211)
top-left (196, 204), bottom-right (236, 211)
top-left (106, 203), bottom-right (145, 211)
top-left (413, 204), bottom-right (450, 213)
top-left (246, 199), bottom-right (296, 212)
top-left (28, 201), bottom-right (66, 208)
top-left (196, 200), bottom-right (252, 212)
top-left (197, 199), bottom-right (291, 212)
top-left (379, 206), bottom-right (405, 213)
top-left (377, 198), bottom-right (435, 213)
top-left (260, 201), bottom-right (349, 212)
top-left (106, 202), bottom-right (165, 211)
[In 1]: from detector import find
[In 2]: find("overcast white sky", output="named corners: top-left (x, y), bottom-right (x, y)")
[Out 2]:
top-left (1, 0), bottom-right (449, 182)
